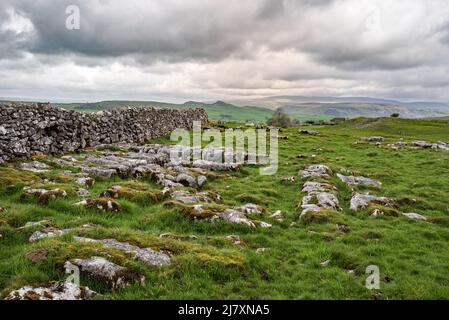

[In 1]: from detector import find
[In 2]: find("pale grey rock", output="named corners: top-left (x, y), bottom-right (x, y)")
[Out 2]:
top-left (66, 257), bottom-right (145, 289)
top-left (75, 177), bottom-right (95, 187)
top-left (316, 192), bottom-right (340, 211)
top-left (197, 175), bottom-right (207, 187)
top-left (388, 141), bottom-right (407, 149)
top-left (157, 176), bottom-right (184, 189)
top-left (80, 167), bottom-right (116, 179)
top-left (74, 237), bottom-right (171, 267)
top-left (234, 203), bottom-right (264, 215)
top-left (132, 164), bottom-right (163, 178)
top-left (300, 204), bottom-right (322, 216)
top-left (301, 181), bottom-right (335, 194)
top-left (258, 221), bottom-right (273, 228)
top-left (171, 190), bottom-right (213, 204)
top-left (270, 210), bottom-right (283, 219)
top-left (413, 141), bottom-right (433, 148)
top-left (320, 260), bottom-right (331, 267)
top-left (300, 179), bottom-right (340, 218)
top-left (63, 170), bottom-right (89, 178)
top-left (19, 161), bottom-right (49, 173)
top-left (360, 136), bottom-right (384, 142)
top-left (402, 212), bottom-right (428, 221)
top-left (413, 140), bottom-right (449, 151)
top-left (350, 193), bottom-right (391, 211)
top-left (23, 188), bottom-right (67, 199)
top-left (299, 130), bottom-right (320, 136)
top-left (175, 173), bottom-right (199, 188)
top-left (218, 209), bottom-right (257, 228)
top-left (4, 281), bottom-right (96, 300)
top-left (299, 164), bottom-right (332, 178)
top-left (74, 200), bottom-right (88, 206)
top-left (193, 160), bottom-right (240, 171)
top-left (76, 188), bottom-right (90, 197)
top-left (337, 173), bottom-right (382, 188)
top-left (300, 193), bottom-right (340, 217)
top-left (434, 141), bottom-right (449, 150)
top-left (29, 228), bottom-right (71, 242)
top-left (0, 126), bottom-right (7, 135)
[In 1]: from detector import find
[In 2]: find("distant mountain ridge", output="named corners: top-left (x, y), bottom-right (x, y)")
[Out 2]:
top-left (231, 95), bottom-right (449, 119)
top-left (232, 95), bottom-right (449, 108)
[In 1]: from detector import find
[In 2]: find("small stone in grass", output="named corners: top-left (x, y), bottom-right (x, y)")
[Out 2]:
top-left (320, 260), bottom-right (331, 267)
top-left (371, 209), bottom-right (384, 217)
top-left (402, 212), bottom-right (427, 221)
top-left (226, 235), bottom-right (242, 245)
top-left (65, 257), bottom-right (145, 290)
top-left (4, 281), bottom-right (96, 300)
top-left (336, 224), bottom-right (349, 233)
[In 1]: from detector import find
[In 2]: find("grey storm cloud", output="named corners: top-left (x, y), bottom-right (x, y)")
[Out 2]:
top-left (3, 0), bottom-right (261, 61)
top-left (1, 0), bottom-right (449, 102)
top-left (0, 0), bottom-right (341, 63)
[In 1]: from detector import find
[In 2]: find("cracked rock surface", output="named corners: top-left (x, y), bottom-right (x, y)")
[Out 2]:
top-left (75, 237), bottom-right (171, 267)
top-left (66, 257), bottom-right (145, 290)
top-left (299, 165), bottom-right (332, 178)
top-left (4, 281), bottom-right (96, 300)
top-left (337, 174), bottom-right (382, 188)
top-left (350, 193), bottom-right (391, 211)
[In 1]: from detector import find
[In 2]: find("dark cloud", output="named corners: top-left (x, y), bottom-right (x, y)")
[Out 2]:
top-left (0, 0), bottom-right (449, 102)
top-left (4, 0), bottom-right (258, 62)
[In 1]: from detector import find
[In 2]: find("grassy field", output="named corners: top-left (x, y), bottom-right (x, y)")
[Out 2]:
top-left (1, 117), bottom-right (449, 299)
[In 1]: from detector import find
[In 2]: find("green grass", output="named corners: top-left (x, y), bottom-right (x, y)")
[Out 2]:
top-left (1, 117), bottom-right (449, 299)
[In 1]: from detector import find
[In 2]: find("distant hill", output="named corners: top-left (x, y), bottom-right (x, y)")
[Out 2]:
top-left (231, 95), bottom-right (449, 119)
top-left (278, 102), bottom-right (449, 119)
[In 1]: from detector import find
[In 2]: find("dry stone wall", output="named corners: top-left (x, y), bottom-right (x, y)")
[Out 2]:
top-left (0, 102), bottom-right (208, 163)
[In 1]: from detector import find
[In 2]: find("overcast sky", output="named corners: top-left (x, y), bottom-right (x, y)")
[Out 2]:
top-left (1, 0), bottom-right (449, 103)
